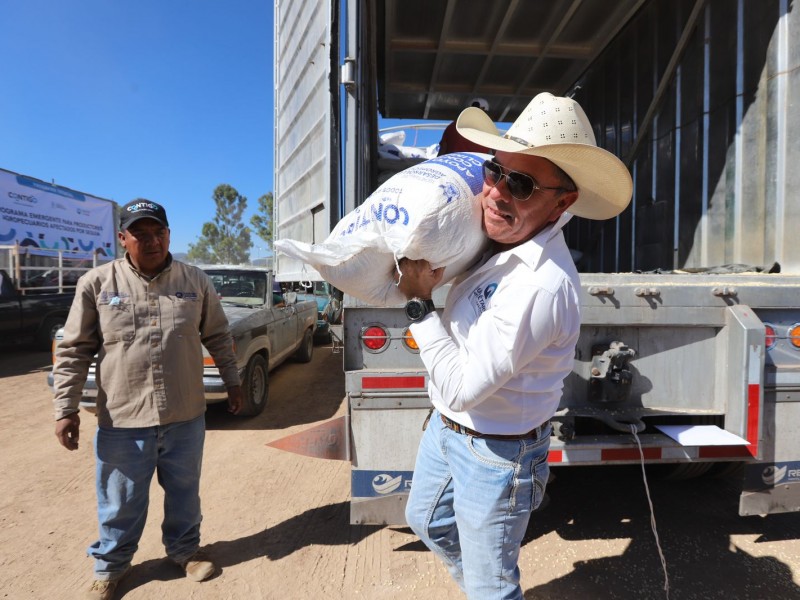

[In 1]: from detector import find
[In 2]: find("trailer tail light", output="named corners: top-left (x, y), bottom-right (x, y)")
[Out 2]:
top-left (790, 324), bottom-right (800, 349)
top-left (362, 325), bottom-right (389, 353)
top-left (402, 328), bottom-right (420, 352)
top-left (764, 323), bottom-right (777, 350)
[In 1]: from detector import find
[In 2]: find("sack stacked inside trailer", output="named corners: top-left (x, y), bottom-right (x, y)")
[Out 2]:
top-left (275, 152), bottom-right (490, 306)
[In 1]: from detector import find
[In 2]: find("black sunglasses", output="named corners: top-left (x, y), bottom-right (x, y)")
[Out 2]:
top-left (482, 159), bottom-right (568, 201)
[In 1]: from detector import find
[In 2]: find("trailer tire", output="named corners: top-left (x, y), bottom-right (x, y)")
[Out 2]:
top-left (239, 354), bottom-right (269, 416)
top-left (37, 316), bottom-right (65, 351)
top-left (707, 461), bottom-right (745, 479)
top-left (647, 462), bottom-right (714, 481)
top-left (314, 329), bottom-right (333, 345)
top-left (294, 328), bottom-right (314, 363)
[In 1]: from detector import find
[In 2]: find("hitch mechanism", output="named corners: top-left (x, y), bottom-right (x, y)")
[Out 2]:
top-left (590, 341), bottom-right (636, 404)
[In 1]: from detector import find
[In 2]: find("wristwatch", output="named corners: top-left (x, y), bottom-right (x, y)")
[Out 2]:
top-left (405, 297), bottom-right (436, 322)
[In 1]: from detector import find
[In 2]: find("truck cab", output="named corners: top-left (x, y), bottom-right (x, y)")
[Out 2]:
top-left (0, 268), bottom-right (73, 350)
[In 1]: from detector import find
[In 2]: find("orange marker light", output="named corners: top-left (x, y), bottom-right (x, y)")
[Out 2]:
top-left (789, 324), bottom-right (800, 349)
top-left (403, 328), bottom-right (419, 351)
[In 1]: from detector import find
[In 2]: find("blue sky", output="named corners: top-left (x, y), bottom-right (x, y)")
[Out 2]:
top-left (0, 1), bottom-right (454, 258)
top-left (0, 1), bottom-right (274, 254)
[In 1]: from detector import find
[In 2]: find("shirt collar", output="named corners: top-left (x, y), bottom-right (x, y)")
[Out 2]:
top-left (491, 211), bottom-right (573, 270)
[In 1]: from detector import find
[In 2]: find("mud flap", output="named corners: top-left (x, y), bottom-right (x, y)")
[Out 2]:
top-left (266, 414), bottom-right (351, 461)
top-left (740, 463), bottom-right (800, 515)
top-left (733, 303), bottom-right (800, 515)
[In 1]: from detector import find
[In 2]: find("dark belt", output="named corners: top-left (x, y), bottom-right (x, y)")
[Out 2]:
top-left (440, 413), bottom-right (548, 441)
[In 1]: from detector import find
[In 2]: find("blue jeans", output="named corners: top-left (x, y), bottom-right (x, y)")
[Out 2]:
top-left (88, 415), bottom-right (205, 581)
top-left (405, 410), bottom-right (551, 599)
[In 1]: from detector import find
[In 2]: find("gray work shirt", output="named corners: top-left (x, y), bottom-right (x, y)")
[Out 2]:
top-left (53, 254), bottom-right (240, 427)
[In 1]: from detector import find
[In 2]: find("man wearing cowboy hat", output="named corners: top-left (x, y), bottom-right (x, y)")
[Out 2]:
top-left (396, 92), bottom-right (632, 599)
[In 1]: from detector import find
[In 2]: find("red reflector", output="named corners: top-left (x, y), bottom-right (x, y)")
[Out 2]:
top-left (698, 446), bottom-right (752, 459)
top-left (764, 324), bottom-right (777, 349)
top-left (362, 326), bottom-right (389, 351)
top-left (547, 450), bottom-right (563, 463)
top-left (362, 376), bottom-right (426, 389)
top-left (602, 447), bottom-right (661, 461)
top-left (747, 383), bottom-right (760, 455)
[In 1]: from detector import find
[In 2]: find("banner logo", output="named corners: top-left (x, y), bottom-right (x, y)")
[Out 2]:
top-left (8, 191), bottom-right (37, 206)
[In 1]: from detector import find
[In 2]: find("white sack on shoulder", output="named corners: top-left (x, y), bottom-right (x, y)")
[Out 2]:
top-left (275, 152), bottom-right (491, 306)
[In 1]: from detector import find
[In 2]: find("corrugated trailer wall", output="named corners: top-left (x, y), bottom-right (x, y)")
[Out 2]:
top-left (565, 0), bottom-right (799, 275)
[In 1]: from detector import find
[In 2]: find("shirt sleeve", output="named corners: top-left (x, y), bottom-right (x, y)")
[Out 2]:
top-left (198, 274), bottom-right (241, 387)
top-left (410, 283), bottom-right (575, 412)
top-left (52, 276), bottom-right (101, 420)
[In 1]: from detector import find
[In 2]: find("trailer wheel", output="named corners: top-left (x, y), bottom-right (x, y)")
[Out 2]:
top-left (239, 354), bottom-right (268, 416)
top-left (294, 328), bottom-right (314, 363)
top-left (707, 461), bottom-right (745, 479)
top-left (37, 316), bottom-right (65, 351)
top-left (647, 462), bottom-right (714, 480)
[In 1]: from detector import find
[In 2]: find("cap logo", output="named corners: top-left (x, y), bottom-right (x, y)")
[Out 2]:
top-left (127, 201), bottom-right (160, 213)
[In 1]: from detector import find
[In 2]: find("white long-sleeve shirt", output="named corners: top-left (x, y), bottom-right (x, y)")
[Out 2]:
top-left (410, 214), bottom-right (581, 435)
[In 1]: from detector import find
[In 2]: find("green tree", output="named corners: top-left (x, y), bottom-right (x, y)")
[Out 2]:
top-left (187, 184), bottom-right (252, 264)
top-left (250, 192), bottom-right (274, 249)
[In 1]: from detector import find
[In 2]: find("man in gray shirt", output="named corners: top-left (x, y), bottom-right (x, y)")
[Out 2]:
top-left (53, 199), bottom-right (242, 600)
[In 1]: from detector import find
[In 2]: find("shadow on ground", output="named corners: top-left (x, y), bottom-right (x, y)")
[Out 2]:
top-left (115, 500), bottom-right (380, 597)
top-left (519, 465), bottom-right (800, 600)
top-left (205, 345), bottom-right (345, 432)
top-left (0, 347), bottom-right (51, 378)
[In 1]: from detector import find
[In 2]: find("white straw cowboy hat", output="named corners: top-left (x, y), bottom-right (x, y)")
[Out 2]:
top-left (456, 92), bottom-right (632, 220)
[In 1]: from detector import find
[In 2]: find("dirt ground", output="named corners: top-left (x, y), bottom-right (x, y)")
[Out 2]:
top-left (2, 345), bottom-right (800, 600)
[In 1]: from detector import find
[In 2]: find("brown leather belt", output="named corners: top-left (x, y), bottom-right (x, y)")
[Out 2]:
top-left (440, 413), bottom-right (548, 441)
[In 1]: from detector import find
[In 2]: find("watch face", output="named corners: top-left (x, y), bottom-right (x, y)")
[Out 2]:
top-left (406, 299), bottom-right (425, 321)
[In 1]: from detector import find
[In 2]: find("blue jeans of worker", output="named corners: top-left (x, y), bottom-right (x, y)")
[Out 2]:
top-left (88, 415), bottom-right (205, 581)
top-left (405, 410), bottom-right (551, 600)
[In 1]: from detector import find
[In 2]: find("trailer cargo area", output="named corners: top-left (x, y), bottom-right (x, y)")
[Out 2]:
top-left (274, 0), bottom-right (800, 523)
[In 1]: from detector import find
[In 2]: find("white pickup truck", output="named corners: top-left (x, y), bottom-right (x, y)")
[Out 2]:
top-left (48, 265), bottom-right (318, 417)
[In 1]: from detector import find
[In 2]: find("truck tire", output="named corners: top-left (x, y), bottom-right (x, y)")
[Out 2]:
top-left (707, 461), bottom-right (745, 479)
top-left (239, 354), bottom-right (268, 416)
top-left (37, 316), bottom-right (65, 351)
top-left (314, 328), bottom-right (333, 345)
top-left (294, 328), bottom-right (314, 363)
top-left (646, 462), bottom-right (713, 480)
